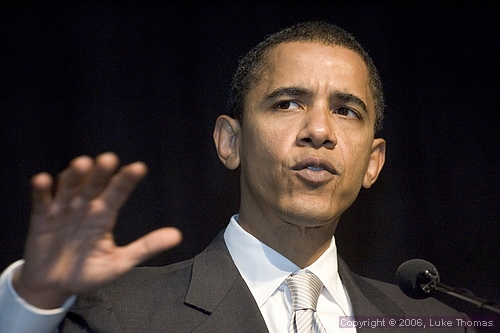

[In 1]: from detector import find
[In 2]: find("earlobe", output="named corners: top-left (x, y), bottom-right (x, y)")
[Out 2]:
top-left (363, 138), bottom-right (386, 189)
top-left (213, 115), bottom-right (241, 170)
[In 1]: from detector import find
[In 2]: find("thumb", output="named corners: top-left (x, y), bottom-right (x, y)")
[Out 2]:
top-left (121, 227), bottom-right (183, 267)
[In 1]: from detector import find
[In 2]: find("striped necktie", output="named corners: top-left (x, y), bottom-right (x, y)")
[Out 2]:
top-left (286, 272), bottom-right (328, 333)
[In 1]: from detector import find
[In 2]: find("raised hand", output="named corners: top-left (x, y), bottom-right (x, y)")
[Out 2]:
top-left (12, 152), bottom-right (182, 309)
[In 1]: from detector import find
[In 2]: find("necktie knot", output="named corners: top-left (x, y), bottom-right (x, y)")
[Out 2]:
top-left (286, 272), bottom-right (323, 312)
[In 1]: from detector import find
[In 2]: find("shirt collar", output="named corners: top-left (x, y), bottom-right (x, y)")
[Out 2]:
top-left (223, 214), bottom-right (344, 310)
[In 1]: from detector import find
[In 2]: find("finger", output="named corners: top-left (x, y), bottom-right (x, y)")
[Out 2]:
top-left (31, 172), bottom-right (54, 215)
top-left (53, 156), bottom-right (94, 205)
top-left (99, 161), bottom-right (148, 211)
top-left (79, 152), bottom-right (120, 201)
top-left (118, 227), bottom-right (183, 268)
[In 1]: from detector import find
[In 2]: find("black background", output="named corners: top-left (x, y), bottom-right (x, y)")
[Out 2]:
top-left (1, 2), bottom-right (499, 331)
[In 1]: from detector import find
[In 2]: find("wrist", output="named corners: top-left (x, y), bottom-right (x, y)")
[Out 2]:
top-left (12, 265), bottom-right (72, 310)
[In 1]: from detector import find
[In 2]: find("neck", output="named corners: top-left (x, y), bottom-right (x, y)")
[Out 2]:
top-left (237, 207), bottom-right (339, 268)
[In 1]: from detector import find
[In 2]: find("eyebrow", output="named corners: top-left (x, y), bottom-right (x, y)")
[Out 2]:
top-left (264, 86), bottom-right (369, 115)
top-left (265, 86), bottom-right (311, 100)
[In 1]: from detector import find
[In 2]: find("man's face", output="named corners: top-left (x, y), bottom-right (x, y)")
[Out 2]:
top-left (237, 41), bottom-right (385, 228)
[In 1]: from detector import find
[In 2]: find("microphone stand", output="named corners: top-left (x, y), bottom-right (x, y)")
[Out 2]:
top-left (422, 269), bottom-right (500, 315)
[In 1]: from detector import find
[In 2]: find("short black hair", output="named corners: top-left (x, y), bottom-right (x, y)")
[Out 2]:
top-left (227, 21), bottom-right (385, 133)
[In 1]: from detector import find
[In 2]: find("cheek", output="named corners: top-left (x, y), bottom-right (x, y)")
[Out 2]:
top-left (241, 126), bottom-right (293, 188)
top-left (341, 140), bottom-right (372, 181)
top-left (247, 124), bottom-right (287, 159)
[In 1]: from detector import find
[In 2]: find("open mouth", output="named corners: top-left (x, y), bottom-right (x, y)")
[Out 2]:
top-left (290, 156), bottom-right (339, 184)
top-left (307, 166), bottom-right (324, 171)
top-left (292, 157), bottom-right (338, 175)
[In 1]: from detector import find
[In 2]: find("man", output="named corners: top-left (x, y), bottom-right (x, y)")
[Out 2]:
top-left (0, 21), bottom-right (475, 332)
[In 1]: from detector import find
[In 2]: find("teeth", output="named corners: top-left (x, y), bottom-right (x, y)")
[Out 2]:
top-left (307, 166), bottom-right (324, 171)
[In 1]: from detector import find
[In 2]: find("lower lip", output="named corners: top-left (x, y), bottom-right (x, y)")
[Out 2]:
top-left (293, 168), bottom-right (335, 184)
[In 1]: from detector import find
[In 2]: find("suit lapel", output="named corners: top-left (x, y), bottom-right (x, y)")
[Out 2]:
top-left (184, 231), bottom-right (269, 333)
top-left (338, 257), bottom-right (406, 333)
top-left (183, 233), bottom-right (407, 333)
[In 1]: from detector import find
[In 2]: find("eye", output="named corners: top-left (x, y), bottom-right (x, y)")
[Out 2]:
top-left (334, 106), bottom-right (360, 119)
top-left (273, 100), bottom-right (301, 111)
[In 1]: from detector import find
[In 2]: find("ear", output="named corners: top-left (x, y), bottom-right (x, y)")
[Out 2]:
top-left (362, 138), bottom-right (386, 189)
top-left (213, 115), bottom-right (241, 170)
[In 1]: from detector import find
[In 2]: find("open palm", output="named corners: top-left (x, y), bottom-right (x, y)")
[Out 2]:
top-left (14, 152), bottom-right (182, 309)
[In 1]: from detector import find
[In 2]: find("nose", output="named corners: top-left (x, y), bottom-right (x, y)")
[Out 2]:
top-left (296, 106), bottom-right (337, 149)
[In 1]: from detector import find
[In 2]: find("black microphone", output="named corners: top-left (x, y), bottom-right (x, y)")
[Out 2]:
top-left (396, 258), bottom-right (500, 315)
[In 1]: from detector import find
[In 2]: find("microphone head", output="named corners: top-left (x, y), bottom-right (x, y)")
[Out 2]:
top-left (396, 258), bottom-right (440, 299)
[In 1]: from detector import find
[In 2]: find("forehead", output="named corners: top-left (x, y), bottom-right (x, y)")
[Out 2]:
top-left (251, 41), bottom-right (373, 109)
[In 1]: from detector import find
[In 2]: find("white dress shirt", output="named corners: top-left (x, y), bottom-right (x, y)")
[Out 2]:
top-left (0, 215), bottom-right (357, 333)
top-left (224, 214), bottom-right (356, 332)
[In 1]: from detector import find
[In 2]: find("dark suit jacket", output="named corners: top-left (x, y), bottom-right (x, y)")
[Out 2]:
top-left (60, 231), bottom-right (476, 332)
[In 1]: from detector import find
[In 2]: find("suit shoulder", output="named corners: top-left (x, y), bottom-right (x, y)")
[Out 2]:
top-left (72, 258), bottom-right (195, 309)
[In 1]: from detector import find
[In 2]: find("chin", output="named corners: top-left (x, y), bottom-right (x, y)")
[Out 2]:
top-left (280, 206), bottom-right (337, 228)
